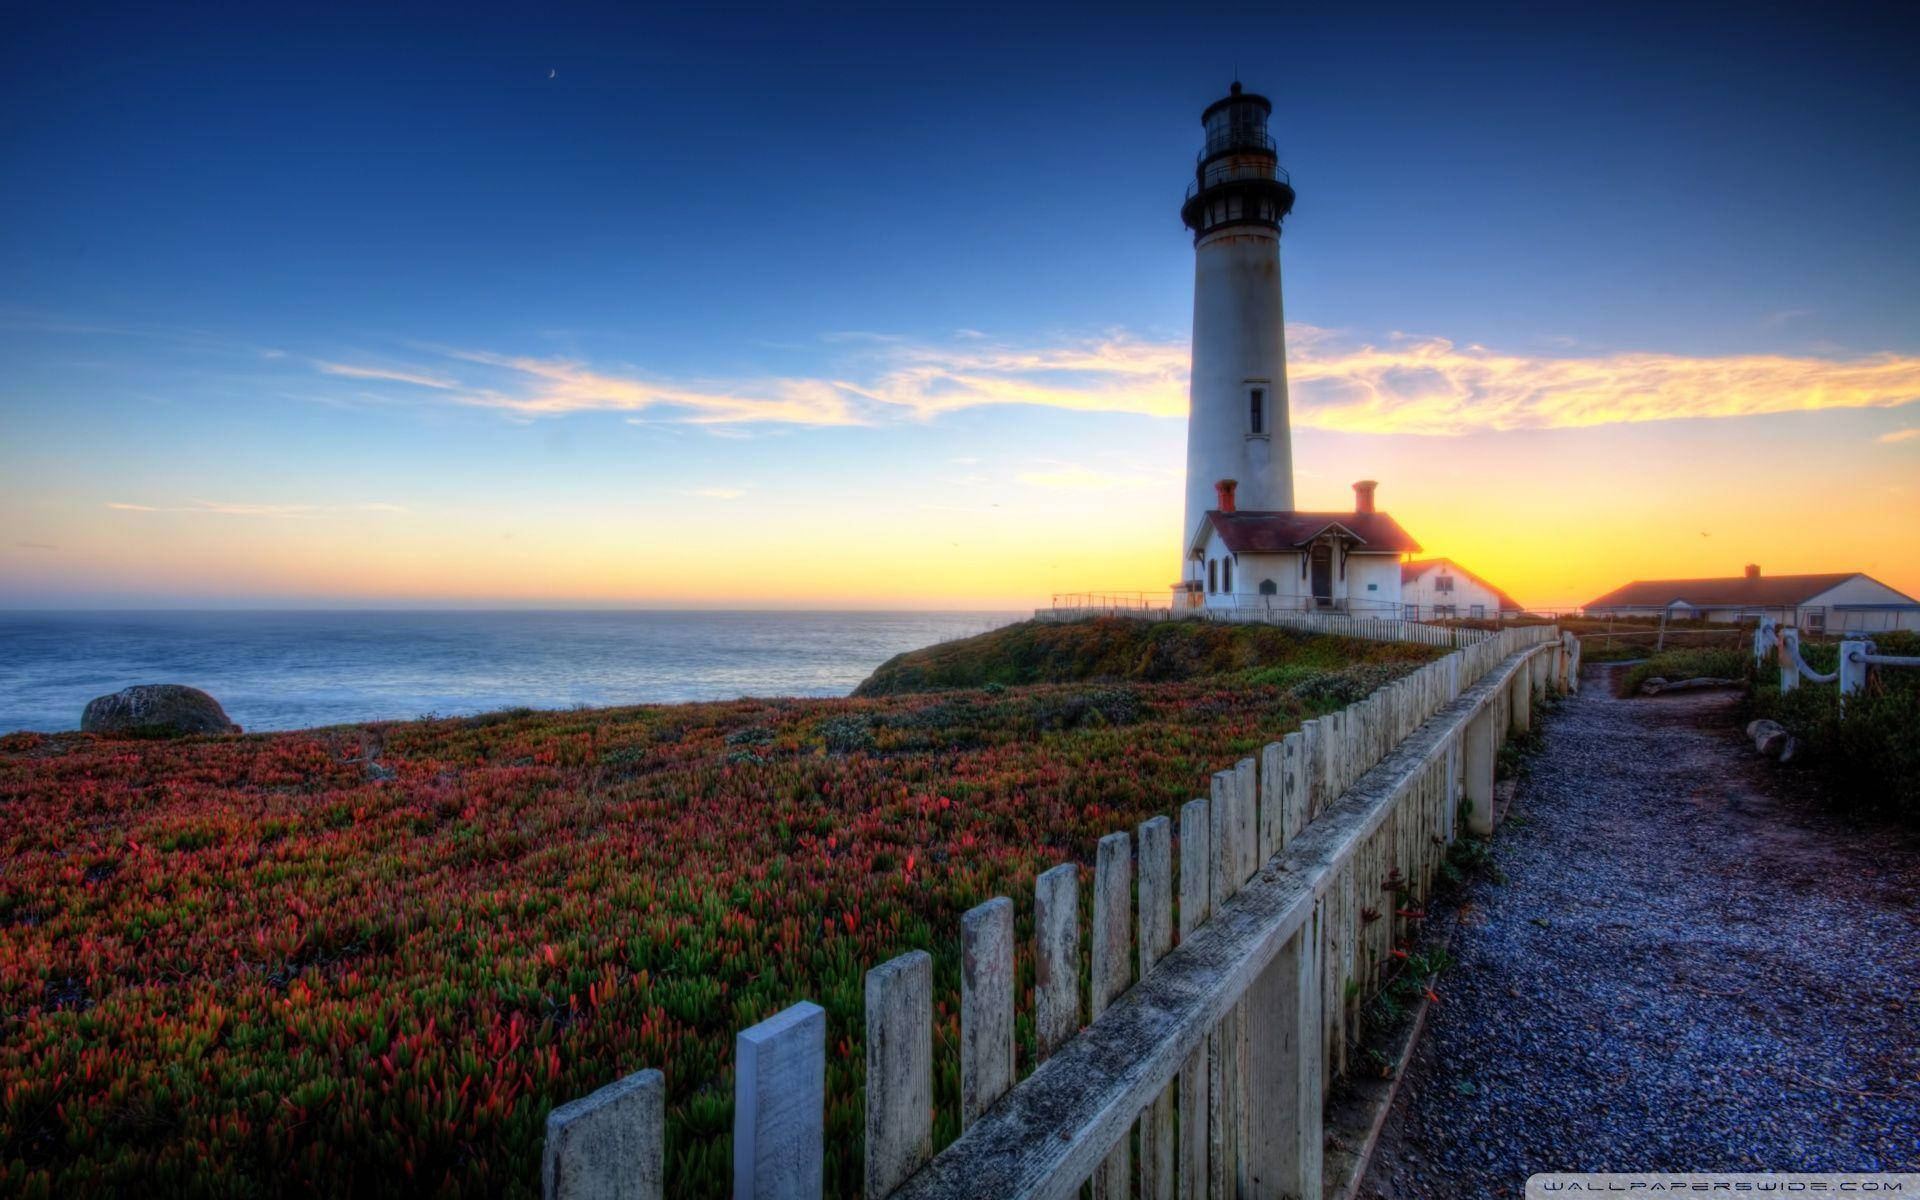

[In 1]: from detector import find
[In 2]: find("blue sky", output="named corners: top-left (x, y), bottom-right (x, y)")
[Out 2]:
top-left (4, 1), bottom-right (1918, 607)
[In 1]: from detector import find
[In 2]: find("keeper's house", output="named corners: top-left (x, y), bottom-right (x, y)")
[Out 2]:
top-left (1182, 480), bottom-right (1419, 614)
top-left (1583, 565), bottom-right (1920, 633)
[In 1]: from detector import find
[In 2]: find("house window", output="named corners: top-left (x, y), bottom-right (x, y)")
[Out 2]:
top-left (1259, 579), bottom-right (1277, 595)
top-left (1208, 559), bottom-right (1217, 594)
top-left (1435, 575), bottom-right (1455, 593)
top-left (1470, 604), bottom-right (1485, 619)
top-left (1223, 557), bottom-right (1234, 592)
top-left (1249, 388), bottom-right (1265, 435)
top-left (1434, 604), bottom-right (1456, 619)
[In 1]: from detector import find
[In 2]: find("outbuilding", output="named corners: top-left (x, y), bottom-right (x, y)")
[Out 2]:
top-left (1400, 558), bottom-right (1523, 621)
top-left (1582, 566), bottom-right (1920, 633)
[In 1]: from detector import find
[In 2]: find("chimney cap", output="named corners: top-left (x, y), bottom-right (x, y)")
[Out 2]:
top-left (1745, 563), bottom-right (1761, 579)
top-left (1352, 479), bottom-right (1379, 514)
top-left (1214, 478), bottom-right (1238, 513)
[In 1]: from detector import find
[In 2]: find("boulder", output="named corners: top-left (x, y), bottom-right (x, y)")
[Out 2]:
top-left (81, 685), bottom-right (240, 737)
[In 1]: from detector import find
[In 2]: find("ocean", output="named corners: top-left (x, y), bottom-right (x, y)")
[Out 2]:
top-left (0, 610), bottom-right (1024, 734)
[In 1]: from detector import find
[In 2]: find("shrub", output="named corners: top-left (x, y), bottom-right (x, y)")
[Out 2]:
top-left (1750, 630), bottom-right (1920, 821)
top-left (1027, 686), bottom-right (1143, 732)
top-left (1620, 648), bottom-right (1750, 696)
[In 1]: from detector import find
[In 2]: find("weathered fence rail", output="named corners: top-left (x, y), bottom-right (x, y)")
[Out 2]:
top-left (543, 625), bottom-right (1578, 1199)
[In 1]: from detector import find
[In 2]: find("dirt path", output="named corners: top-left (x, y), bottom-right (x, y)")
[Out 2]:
top-left (1358, 665), bottom-right (1920, 1198)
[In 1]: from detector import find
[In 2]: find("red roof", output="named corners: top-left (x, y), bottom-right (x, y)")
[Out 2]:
top-left (1401, 558), bottom-right (1524, 612)
top-left (1199, 510), bottom-right (1421, 555)
top-left (1584, 572), bottom-right (1864, 610)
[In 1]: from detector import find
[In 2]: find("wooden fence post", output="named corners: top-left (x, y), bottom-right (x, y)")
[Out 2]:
top-left (1137, 816), bottom-right (1176, 1200)
top-left (733, 1003), bottom-right (825, 1200)
top-left (865, 952), bottom-right (933, 1198)
top-left (543, 1068), bottom-right (665, 1200)
top-left (1838, 640), bottom-right (1870, 707)
top-left (1300, 720), bottom-right (1324, 824)
top-left (1178, 798), bottom-right (1211, 1200)
top-left (960, 899), bottom-right (1015, 1129)
top-left (1034, 863), bottom-right (1080, 1062)
top-left (1234, 757), bottom-right (1258, 885)
top-left (1247, 906), bottom-right (1323, 1200)
top-left (1258, 742), bottom-right (1284, 862)
top-left (1092, 831), bottom-right (1135, 1198)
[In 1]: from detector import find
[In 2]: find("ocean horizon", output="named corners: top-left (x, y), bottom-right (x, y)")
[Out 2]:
top-left (0, 609), bottom-right (1025, 734)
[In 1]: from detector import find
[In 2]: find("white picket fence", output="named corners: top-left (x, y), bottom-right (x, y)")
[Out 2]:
top-left (1755, 617), bottom-right (1920, 706)
top-left (1037, 605), bottom-right (1476, 650)
top-left (542, 625), bottom-right (1577, 1200)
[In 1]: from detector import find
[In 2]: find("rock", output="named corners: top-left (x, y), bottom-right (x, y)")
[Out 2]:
top-left (81, 685), bottom-right (240, 737)
top-left (1756, 728), bottom-right (1790, 757)
top-left (1776, 736), bottom-right (1798, 764)
top-left (1638, 677), bottom-right (1670, 695)
top-left (1748, 719), bottom-right (1786, 755)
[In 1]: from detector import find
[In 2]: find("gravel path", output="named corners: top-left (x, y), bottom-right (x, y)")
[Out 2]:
top-left (1360, 666), bottom-right (1920, 1198)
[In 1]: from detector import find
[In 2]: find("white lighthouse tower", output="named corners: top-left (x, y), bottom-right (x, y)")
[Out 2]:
top-left (1179, 82), bottom-right (1296, 552)
top-left (1168, 85), bottom-right (1424, 614)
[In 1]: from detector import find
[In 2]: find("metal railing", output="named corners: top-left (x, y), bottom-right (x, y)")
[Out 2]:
top-left (1049, 591), bottom-right (1158, 611)
top-left (1184, 160), bottom-right (1291, 201)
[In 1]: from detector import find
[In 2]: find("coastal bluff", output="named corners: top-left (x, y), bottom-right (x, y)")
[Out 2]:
top-left (853, 616), bottom-right (1435, 697)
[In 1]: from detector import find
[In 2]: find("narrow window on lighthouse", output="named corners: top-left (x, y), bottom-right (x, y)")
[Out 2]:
top-left (1249, 388), bottom-right (1265, 435)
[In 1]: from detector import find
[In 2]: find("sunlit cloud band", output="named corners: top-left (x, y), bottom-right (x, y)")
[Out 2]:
top-left (315, 328), bottom-right (1920, 436)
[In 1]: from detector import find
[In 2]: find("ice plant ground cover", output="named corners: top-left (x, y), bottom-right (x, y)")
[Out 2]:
top-left (0, 625), bottom-right (1441, 1197)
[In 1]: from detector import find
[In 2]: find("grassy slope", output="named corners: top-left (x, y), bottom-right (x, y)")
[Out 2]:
top-left (855, 616), bottom-right (1431, 696)
top-left (0, 621), bottom-right (1443, 1198)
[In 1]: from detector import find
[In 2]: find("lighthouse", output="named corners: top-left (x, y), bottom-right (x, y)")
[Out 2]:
top-left (1179, 82), bottom-right (1296, 552)
top-left (1173, 84), bottom-right (1423, 614)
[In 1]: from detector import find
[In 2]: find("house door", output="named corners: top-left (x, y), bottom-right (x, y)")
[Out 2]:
top-left (1310, 544), bottom-right (1332, 607)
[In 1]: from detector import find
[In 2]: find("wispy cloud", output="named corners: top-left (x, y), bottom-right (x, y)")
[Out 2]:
top-left (1879, 428), bottom-right (1919, 444)
top-left (312, 360), bottom-right (457, 389)
top-left (1287, 335), bottom-right (1920, 434)
top-left (304, 328), bottom-right (1920, 436)
top-left (432, 348), bottom-right (862, 426)
top-left (106, 500), bottom-right (410, 517)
